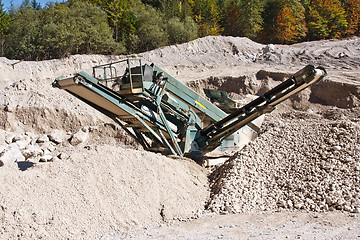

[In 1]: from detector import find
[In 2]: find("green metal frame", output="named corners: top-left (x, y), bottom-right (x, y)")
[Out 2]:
top-left (53, 59), bottom-right (326, 161)
top-left (93, 59), bottom-right (144, 93)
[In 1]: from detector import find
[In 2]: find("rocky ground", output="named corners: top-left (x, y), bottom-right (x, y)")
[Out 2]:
top-left (0, 36), bottom-right (359, 239)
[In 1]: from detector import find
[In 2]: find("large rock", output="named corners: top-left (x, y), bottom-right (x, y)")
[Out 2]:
top-left (4, 105), bottom-right (14, 112)
top-left (5, 134), bottom-right (15, 144)
top-left (39, 155), bottom-right (52, 162)
top-left (12, 134), bottom-right (31, 150)
top-left (0, 129), bottom-right (7, 143)
top-left (36, 134), bottom-right (49, 143)
top-left (0, 143), bottom-right (25, 166)
top-left (70, 128), bottom-right (88, 146)
top-left (40, 142), bottom-right (56, 153)
top-left (263, 44), bottom-right (275, 54)
top-left (48, 129), bottom-right (66, 144)
top-left (22, 145), bottom-right (43, 159)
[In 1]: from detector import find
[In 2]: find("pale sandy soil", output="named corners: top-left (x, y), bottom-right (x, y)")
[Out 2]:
top-left (110, 211), bottom-right (360, 240)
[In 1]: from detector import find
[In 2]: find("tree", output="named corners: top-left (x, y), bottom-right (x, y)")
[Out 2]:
top-left (141, 0), bottom-right (161, 8)
top-left (166, 15), bottom-right (198, 44)
top-left (0, 0), bottom-right (9, 55)
top-left (158, 0), bottom-right (192, 19)
top-left (5, 4), bottom-right (40, 60)
top-left (262, 0), bottom-right (306, 43)
top-left (274, 1), bottom-right (307, 43)
top-left (343, 0), bottom-right (360, 36)
top-left (87, 0), bottom-right (136, 44)
top-left (238, 0), bottom-right (264, 39)
top-left (41, 0), bottom-right (116, 58)
top-left (306, 0), bottom-right (347, 39)
top-left (104, 0), bottom-right (135, 42)
top-left (223, 2), bottom-right (242, 36)
top-left (274, 7), bottom-right (299, 43)
top-left (5, 0), bottom-right (116, 60)
top-left (188, 0), bottom-right (222, 36)
top-left (126, 3), bottom-right (168, 52)
top-left (30, 0), bottom-right (41, 10)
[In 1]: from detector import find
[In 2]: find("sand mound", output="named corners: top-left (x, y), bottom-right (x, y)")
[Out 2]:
top-left (0, 143), bottom-right (208, 239)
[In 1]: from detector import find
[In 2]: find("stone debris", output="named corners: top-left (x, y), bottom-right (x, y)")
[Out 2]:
top-left (263, 44), bottom-right (276, 54)
top-left (0, 144), bottom-right (209, 239)
top-left (207, 114), bottom-right (360, 214)
top-left (48, 129), bottom-right (66, 144)
top-left (0, 143), bottom-right (25, 165)
top-left (4, 105), bottom-right (14, 112)
top-left (22, 145), bottom-right (43, 159)
top-left (0, 131), bottom-right (61, 167)
top-left (5, 134), bottom-right (16, 144)
top-left (0, 127), bottom-right (96, 167)
top-left (13, 135), bottom-right (32, 149)
top-left (40, 141), bottom-right (56, 153)
top-left (70, 128), bottom-right (89, 146)
top-left (39, 155), bottom-right (52, 162)
top-left (0, 144), bottom-right (5, 153)
top-left (36, 134), bottom-right (49, 143)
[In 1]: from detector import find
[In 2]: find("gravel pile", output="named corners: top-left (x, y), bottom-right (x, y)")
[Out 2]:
top-left (207, 111), bottom-right (360, 214)
top-left (0, 125), bottom-right (97, 167)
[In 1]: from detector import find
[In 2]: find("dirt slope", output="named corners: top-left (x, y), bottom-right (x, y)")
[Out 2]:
top-left (0, 145), bottom-right (208, 239)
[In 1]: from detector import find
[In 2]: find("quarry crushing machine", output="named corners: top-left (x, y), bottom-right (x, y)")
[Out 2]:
top-left (53, 59), bottom-right (326, 164)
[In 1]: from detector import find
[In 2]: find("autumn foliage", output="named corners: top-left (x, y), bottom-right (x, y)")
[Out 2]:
top-left (275, 7), bottom-right (298, 43)
top-left (306, 0), bottom-right (348, 39)
top-left (0, 0), bottom-right (359, 60)
top-left (344, 0), bottom-right (360, 36)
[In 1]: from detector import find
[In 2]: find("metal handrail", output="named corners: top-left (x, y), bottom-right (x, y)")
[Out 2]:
top-left (92, 59), bottom-right (144, 92)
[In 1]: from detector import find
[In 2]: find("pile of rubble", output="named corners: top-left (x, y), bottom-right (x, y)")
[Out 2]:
top-left (0, 127), bottom-right (89, 168)
top-left (207, 111), bottom-right (360, 214)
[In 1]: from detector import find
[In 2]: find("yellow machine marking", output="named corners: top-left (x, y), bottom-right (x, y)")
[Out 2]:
top-left (195, 101), bottom-right (206, 109)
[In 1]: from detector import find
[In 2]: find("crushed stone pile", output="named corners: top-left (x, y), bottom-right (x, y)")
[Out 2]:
top-left (207, 110), bottom-right (360, 214)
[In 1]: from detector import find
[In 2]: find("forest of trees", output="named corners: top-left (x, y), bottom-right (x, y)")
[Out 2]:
top-left (0, 0), bottom-right (359, 60)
